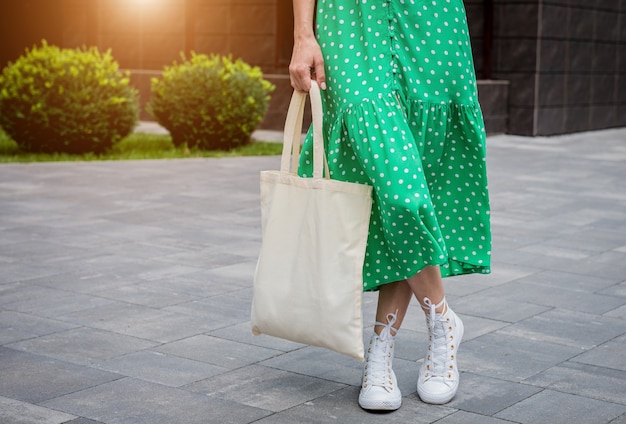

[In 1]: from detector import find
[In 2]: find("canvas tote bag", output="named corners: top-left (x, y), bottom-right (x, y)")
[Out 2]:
top-left (251, 81), bottom-right (372, 361)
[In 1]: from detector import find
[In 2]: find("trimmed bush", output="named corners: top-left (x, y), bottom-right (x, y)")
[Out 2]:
top-left (149, 53), bottom-right (275, 150)
top-left (0, 41), bottom-right (138, 154)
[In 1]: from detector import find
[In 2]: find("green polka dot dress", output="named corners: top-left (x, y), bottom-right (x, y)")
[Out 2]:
top-left (299, 0), bottom-right (492, 291)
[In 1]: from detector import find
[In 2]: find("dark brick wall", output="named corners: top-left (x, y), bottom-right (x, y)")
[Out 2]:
top-left (491, 0), bottom-right (626, 135)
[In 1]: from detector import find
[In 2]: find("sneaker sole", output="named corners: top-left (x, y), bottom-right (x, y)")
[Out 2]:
top-left (358, 397), bottom-right (402, 411)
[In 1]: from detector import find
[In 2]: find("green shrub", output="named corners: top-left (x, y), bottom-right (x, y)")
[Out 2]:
top-left (149, 53), bottom-right (274, 150)
top-left (0, 40), bottom-right (138, 154)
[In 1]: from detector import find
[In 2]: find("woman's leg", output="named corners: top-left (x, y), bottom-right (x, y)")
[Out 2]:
top-left (374, 280), bottom-right (412, 335)
top-left (406, 265), bottom-right (445, 312)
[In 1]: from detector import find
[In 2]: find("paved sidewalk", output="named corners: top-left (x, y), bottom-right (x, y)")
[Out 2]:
top-left (1, 128), bottom-right (625, 424)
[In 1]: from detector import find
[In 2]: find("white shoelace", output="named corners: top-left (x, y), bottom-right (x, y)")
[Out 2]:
top-left (367, 310), bottom-right (398, 389)
top-left (422, 297), bottom-right (453, 380)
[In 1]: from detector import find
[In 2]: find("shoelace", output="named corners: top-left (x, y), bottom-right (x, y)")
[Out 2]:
top-left (422, 297), bottom-right (453, 381)
top-left (367, 310), bottom-right (398, 389)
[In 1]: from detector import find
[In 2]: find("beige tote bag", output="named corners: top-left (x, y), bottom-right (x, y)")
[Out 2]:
top-left (251, 81), bottom-right (372, 361)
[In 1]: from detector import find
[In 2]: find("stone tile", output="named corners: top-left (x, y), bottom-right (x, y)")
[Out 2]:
top-left (0, 347), bottom-right (120, 404)
top-left (453, 294), bottom-right (551, 323)
top-left (253, 386), bottom-right (454, 423)
top-left (21, 271), bottom-right (141, 294)
top-left (460, 333), bottom-right (581, 381)
top-left (259, 346), bottom-right (365, 386)
top-left (136, 263), bottom-right (205, 281)
top-left (95, 351), bottom-right (227, 387)
top-left (92, 282), bottom-right (200, 308)
top-left (0, 395), bottom-right (77, 424)
top-left (477, 279), bottom-right (624, 314)
top-left (56, 301), bottom-right (216, 342)
top-left (2, 287), bottom-right (114, 319)
top-left (163, 290), bottom-right (252, 330)
top-left (192, 260), bottom-right (259, 287)
top-left (571, 337), bottom-right (626, 372)
top-left (501, 309), bottom-right (626, 350)
top-left (495, 390), bottom-right (626, 424)
top-left (155, 334), bottom-right (282, 369)
top-left (185, 364), bottom-right (346, 412)
top-left (455, 314), bottom-right (510, 342)
top-left (41, 378), bottom-right (271, 424)
top-left (208, 321), bottom-right (307, 352)
top-left (605, 304), bottom-right (626, 320)
top-left (435, 410), bottom-right (518, 424)
top-left (447, 372), bottom-right (542, 416)
top-left (524, 361), bottom-right (626, 405)
top-left (0, 311), bottom-right (78, 345)
top-left (155, 248), bottom-right (251, 269)
top-left (6, 327), bottom-right (158, 365)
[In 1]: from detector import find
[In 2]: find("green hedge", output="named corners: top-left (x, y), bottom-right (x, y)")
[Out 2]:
top-left (0, 41), bottom-right (138, 154)
top-left (149, 53), bottom-right (275, 150)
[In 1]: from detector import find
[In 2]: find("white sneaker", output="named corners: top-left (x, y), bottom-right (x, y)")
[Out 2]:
top-left (417, 297), bottom-right (464, 404)
top-left (358, 311), bottom-right (402, 411)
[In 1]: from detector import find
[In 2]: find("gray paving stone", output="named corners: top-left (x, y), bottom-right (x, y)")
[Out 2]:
top-left (523, 361), bottom-right (626, 405)
top-left (163, 290), bottom-right (252, 329)
top-left (0, 395), bottom-right (77, 424)
top-left (95, 350), bottom-right (227, 387)
top-left (495, 390), bottom-right (626, 424)
top-left (185, 364), bottom-right (347, 412)
top-left (0, 129), bottom-right (625, 423)
top-left (2, 287), bottom-right (114, 318)
top-left (501, 309), bottom-right (626, 350)
top-left (6, 327), bottom-right (158, 365)
top-left (208, 321), bottom-right (307, 352)
top-left (434, 411), bottom-right (518, 424)
top-left (453, 293), bottom-right (551, 323)
top-left (19, 271), bottom-right (141, 294)
top-left (520, 269), bottom-right (621, 292)
top-left (155, 334), bottom-right (283, 369)
top-left (460, 333), bottom-right (582, 381)
top-left (92, 281), bottom-right (200, 308)
top-left (253, 386), bottom-right (454, 423)
top-left (0, 310), bottom-right (78, 344)
top-left (447, 372), bottom-right (542, 416)
top-left (455, 314), bottom-right (510, 342)
top-left (599, 280), bottom-right (626, 297)
top-left (611, 414), bottom-right (626, 424)
top-left (477, 278), bottom-right (624, 314)
top-left (605, 304), bottom-right (626, 319)
top-left (146, 273), bottom-right (246, 298)
top-left (0, 347), bottom-right (120, 403)
top-left (41, 377), bottom-right (271, 424)
top-left (258, 346), bottom-right (424, 398)
top-left (393, 328), bottom-right (428, 361)
top-left (191, 260), bottom-right (260, 287)
top-left (570, 336), bottom-right (626, 372)
top-left (260, 346), bottom-right (364, 386)
top-left (56, 301), bottom-right (215, 342)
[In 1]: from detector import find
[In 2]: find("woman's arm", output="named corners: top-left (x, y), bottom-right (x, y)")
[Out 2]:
top-left (289, 0), bottom-right (326, 92)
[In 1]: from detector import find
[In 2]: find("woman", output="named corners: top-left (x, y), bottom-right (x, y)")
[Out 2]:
top-left (290, 0), bottom-right (491, 410)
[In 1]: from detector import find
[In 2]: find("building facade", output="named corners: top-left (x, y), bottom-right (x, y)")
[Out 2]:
top-left (1, 0), bottom-right (624, 136)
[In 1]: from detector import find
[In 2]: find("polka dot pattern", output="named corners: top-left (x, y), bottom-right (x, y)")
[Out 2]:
top-left (299, 0), bottom-right (491, 291)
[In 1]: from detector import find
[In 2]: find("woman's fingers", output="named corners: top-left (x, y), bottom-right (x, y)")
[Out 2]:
top-left (289, 38), bottom-right (326, 92)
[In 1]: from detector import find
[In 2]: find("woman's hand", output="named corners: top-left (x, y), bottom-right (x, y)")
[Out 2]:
top-left (289, 35), bottom-right (326, 93)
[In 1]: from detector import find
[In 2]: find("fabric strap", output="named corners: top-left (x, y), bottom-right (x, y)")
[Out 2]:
top-left (279, 81), bottom-right (329, 179)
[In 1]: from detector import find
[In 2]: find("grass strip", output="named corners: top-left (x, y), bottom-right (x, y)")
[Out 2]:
top-left (0, 130), bottom-right (282, 163)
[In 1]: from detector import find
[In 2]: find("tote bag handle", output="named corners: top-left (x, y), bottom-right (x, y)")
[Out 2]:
top-left (279, 81), bottom-right (329, 179)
